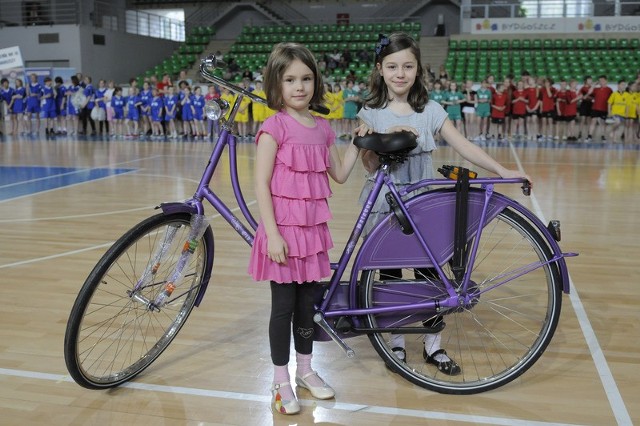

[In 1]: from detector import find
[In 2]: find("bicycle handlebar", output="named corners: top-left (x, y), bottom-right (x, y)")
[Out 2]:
top-left (200, 54), bottom-right (269, 105)
top-left (199, 54), bottom-right (331, 115)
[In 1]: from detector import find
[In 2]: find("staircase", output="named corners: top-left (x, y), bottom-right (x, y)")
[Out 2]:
top-left (420, 36), bottom-right (449, 78)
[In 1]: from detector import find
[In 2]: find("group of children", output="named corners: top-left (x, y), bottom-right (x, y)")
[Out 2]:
top-left (428, 73), bottom-right (640, 144)
top-left (0, 74), bottom-right (229, 140)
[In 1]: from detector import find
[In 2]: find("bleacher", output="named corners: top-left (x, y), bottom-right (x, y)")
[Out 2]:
top-left (226, 22), bottom-right (421, 81)
top-left (446, 36), bottom-right (640, 83)
top-left (138, 25), bottom-right (215, 85)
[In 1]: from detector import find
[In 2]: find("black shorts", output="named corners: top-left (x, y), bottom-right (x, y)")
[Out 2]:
top-left (579, 102), bottom-right (592, 116)
top-left (540, 110), bottom-right (556, 119)
top-left (562, 115), bottom-right (577, 122)
top-left (526, 111), bottom-right (539, 117)
top-left (511, 113), bottom-right (526, 120)
top-left (591, 110), bottom-right (607, 119)
top-left (491, 117), bottom-right (505, 124)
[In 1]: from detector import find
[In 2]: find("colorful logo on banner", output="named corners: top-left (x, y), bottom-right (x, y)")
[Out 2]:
top-left (577, 19), bottom-right (601, 31)
top-left (475, 19), bottom-right (498, 32)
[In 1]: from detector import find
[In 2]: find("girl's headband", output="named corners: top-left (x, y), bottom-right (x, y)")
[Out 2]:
top-left (375, 34), bottom-right (390, 59)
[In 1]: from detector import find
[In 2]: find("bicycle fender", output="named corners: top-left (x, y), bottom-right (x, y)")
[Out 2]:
top-left (158, 202), bottom-right (215, 307)
top-left (353, 189), bottom-right (571, 294)
top-left (355, 189), bottom-right (505, 270)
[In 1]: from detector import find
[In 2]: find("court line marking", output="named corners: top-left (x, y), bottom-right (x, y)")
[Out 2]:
top-left (0, 155), bottom-right (163, 204)
top-left (509, 142), bottom-right (632, 426)
top-left (0, 144), bottom-right (610, 424)
top-left (0, 203), bottom-right (251, 269)
top-left (0, 166), bottom-right (130, 190)
top-left (0, 367), bottom-right (582, 426)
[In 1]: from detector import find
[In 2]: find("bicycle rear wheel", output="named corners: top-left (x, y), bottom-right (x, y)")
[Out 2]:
top-left (360, 208), bottom-right (562, 394)
top-left (64, 212), bottom-right (212, 389)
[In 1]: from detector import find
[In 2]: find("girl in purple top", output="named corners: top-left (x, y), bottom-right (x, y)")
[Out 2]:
top-left (247, 42), bottom-right (360, 415)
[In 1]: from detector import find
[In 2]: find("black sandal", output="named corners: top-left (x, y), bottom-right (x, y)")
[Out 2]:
top-left (423, 348), bottom-right (461, 376)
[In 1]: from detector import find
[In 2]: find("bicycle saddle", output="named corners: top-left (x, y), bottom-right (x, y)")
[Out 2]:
top-left (353, 131), bottom-right (418, 154)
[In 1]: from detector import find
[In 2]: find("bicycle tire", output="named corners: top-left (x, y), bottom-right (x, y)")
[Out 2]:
top-left (360, 207), bottom-right (562, 394)
top-left (64, 212), bottom-right (212, 389)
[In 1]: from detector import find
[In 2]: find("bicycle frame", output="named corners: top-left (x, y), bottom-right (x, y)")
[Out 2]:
top-left (162, 55), bottom-right (576, 355)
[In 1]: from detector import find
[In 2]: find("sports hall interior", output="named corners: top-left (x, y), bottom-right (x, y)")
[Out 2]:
top-left (0, 0), bottom-right (639, 425)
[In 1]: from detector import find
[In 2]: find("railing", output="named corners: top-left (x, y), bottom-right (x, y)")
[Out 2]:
top-left (0, 0), bottom-right (78, 26)
top-left (0, 0), bottom-right (184, 42)
top-left (468, 0), bottom-right (640, 19)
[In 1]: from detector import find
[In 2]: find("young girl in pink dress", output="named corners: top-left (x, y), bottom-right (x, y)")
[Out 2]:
top-left (247, 42), bottom-right (361, 415)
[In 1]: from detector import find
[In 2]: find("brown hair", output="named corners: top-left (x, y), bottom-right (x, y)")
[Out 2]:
top-left (263, 42), bottom-right (324, 111)
top-left (365, 32), bottom-right (429, 112)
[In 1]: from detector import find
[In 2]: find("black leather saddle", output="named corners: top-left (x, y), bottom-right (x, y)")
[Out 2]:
top-left (353, 131), bottom-right (418, 155)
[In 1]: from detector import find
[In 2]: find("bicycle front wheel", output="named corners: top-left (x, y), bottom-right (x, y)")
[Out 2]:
top-left (64, 212), bottom-right (212, 389)
top-left (360, 208), bottom-right (562, 394)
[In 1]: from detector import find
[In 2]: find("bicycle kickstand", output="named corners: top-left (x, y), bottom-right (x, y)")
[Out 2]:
top-left (313, 313), bottom-right (355, 358)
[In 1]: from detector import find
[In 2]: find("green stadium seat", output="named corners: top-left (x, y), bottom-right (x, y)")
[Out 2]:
top-left (449, 39), bottom-right (458, 50)
top-left (630, 38), bottom-right (639, 49)
top-left (511, 39), bottom-right (521, 50)
top-left (522, 39), bottom-right (531, 49)
top-left (586, 39), bottom-right (596, 49)
top-left (469, 39), bottom-right (478, 50)
top-left (489, 39), bottom-right (499, 49)
top-left (500, 39), bottom-right (510, 50)
top-left (532, 39), bottom-right (542, 49)
top-left (543, 39), bottom-right (552, 49)
top-left (596, 39), bottom-right (607, 49)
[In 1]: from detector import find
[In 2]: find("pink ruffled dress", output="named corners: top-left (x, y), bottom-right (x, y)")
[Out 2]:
top-left (248, 111), bottom-right (336, 284)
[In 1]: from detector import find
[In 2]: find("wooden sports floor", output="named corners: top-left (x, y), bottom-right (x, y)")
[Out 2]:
top-left (0, 130), bottom-right (638, 425)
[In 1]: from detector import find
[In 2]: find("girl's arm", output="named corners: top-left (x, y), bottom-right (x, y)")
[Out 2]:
top-left (327, 142), bottom-right (361, 184)
top-left (254, 133), bottom-right (288, 264)
top-left (440, 119), bottom-right (532, 182)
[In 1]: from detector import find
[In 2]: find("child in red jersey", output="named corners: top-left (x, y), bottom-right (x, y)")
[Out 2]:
top-left (586, 75), bottom-right (613, 142)
top-left (578, 76), bottom-right (594, 139)
top-left (525, 76), bottom-right (541, 140)
top-left (539, 78), bottom-right (557, 140)
top-left (490, 83), bottom-right (507, 139)
top-left (563, 80), bottom-right (581, 141)
top-left (511, 80), bottom-right (528, 138)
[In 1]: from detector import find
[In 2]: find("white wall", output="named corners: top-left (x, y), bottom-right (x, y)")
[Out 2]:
top-left (0, 25), bottom-right (179, 84)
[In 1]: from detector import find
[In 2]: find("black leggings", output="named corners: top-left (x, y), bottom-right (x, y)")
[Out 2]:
top-left (269, 281), bottom-right (316, 366)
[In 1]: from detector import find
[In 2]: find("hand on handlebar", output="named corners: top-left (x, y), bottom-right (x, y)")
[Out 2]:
top-left (499, 168), bottom-right (533, 195)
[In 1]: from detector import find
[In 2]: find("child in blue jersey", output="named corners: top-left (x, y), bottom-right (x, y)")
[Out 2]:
top-left (139, 81), bottom-right (152, 136)
top-left (81, 76), bottom-right (96, 135)
top-left (110, 86), bottom-right (125, 138)
top-left (192, 85), bottom-right (206, 139)
top-left (125, 86), bottom-right (141, 138)
top-left (180, 86), bottom-right (195, 138)
top-left (163, 86), bottom-right (179, 138)
top-left (95, 79), bottom-right (109, 135)
top-left (25, 73), bottom-right (42, 135)
top-left (1, 78), bottom-right (15, 134)
top-left (10, 78), bottom-right (26, 135)
top-left (65, 75), bottom-right (81, 135)
top-left (54, 77), bottom-right (67, 134)
top-left (41, 77), bottom-right (57, 136)
top-left (149, 87), bottom-right (164, 138)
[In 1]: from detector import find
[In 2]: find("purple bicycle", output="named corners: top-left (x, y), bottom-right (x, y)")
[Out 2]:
top-left (64, 55), bottom-right (577, 394)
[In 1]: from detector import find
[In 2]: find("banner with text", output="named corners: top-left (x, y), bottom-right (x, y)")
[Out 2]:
top-left (471, 17), bottom-right (640, 34)
top-left (0, 46), bottom-right (25, 86)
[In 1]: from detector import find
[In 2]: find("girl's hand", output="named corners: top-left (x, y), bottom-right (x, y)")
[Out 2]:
top-left (355, 123), bottom-right (373, 137)
top-left (267, 233), bottom-right (288, 264)
top-left (387, 125), bottom-right (418, 135)
top-left (499, 168), bottom-right (533, 187)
